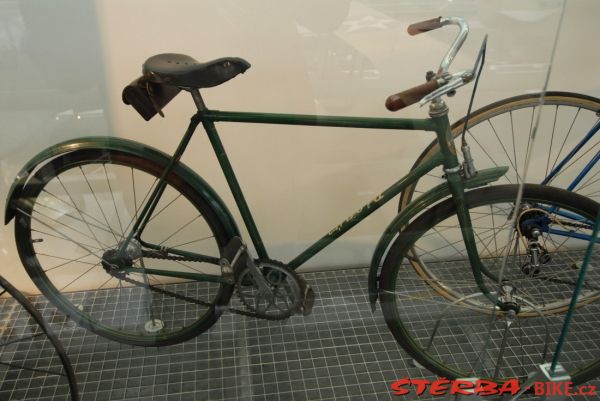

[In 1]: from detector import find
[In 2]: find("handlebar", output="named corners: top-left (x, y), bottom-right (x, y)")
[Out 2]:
top-left (385, 79), bottom-right (440, 112)
top-left (407, 17), bottom-right (442, 36)
top-left (438, 17), bottom-right (469, 74)
top-left (386, 16), bottom-right (472, 112)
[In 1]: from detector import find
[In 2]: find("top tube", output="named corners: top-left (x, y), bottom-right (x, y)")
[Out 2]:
top-left (200, 109), bottom-right (439, 132)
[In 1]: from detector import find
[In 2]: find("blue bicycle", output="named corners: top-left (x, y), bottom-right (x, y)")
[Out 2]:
top-left (398, 91), bottom-right (600, 311)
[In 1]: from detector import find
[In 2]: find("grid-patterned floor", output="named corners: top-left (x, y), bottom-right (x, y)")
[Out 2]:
top-left (0, 267), bottom-right (598, 401)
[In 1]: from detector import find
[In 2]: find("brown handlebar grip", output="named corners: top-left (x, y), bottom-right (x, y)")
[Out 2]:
top-left (385, 79), bottom-right (440, 112)
top-left (407, 16), bottom-right (442, 36)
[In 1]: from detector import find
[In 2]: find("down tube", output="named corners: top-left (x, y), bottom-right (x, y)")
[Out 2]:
top-left (288, 151), bottom-right (444, 269)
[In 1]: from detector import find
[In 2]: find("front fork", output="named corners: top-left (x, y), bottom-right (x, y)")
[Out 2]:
top-left (432, 100), bottom-right (519, 312)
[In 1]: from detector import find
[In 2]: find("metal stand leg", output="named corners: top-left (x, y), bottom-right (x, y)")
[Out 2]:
top-left (506, 363), bottom-right (570, 401)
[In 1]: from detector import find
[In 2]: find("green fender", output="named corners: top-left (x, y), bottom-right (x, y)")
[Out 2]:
top-left (367, 166), bottom-right (509, 310)
top-left (4, 136), bottom-right (240, 239)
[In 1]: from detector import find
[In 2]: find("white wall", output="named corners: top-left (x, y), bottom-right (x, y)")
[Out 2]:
top-left (1, 0), bottom-right (598, 292)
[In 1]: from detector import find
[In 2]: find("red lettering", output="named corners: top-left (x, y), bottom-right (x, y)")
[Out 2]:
top-left (533, 382), bottom-right (545, 396)
top-left (564, 382), bottom-right (574, 396)
top-left (549, 382), bottom-right (564, 395)
top-left (498, 379), bottom-right (520, 396)
top-left (429, 378), bottom-right (450, 396)
top-left (411, 379), bottom-right (430, 395)
top-left (475, 380), bottom-right (498, 396)
top-left (451, 379), bottom-right (475, 395)
top-left (588, 385), bottom-right (598, 396)
top-left (390, 378), bottom-right (411, 396)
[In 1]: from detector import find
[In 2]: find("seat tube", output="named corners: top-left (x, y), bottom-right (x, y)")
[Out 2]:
top-left (193, 90), bottom-right (269, 259)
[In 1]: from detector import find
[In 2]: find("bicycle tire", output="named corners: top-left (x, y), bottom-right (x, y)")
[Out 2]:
top-left (400, 92), bottom-right (600, 309)
top-left (0, 275), bottom-right (79, 401)
top-left (381, 184), bottom-right (600, 384)
top-left (14, 149), bottom-right (235, 346)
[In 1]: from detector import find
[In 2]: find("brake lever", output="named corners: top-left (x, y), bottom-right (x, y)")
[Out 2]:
top-left (418, 34), bottom-right (488, 107)
top-left (419, 70), bottom-right (474, 106)
top-left (472, 34), bottom-right (488, 76)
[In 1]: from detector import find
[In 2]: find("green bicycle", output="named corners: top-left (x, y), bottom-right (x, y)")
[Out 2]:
top-left (4, 16), bottom-right (600, 385)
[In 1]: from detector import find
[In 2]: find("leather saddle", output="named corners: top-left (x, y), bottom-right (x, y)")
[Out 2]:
top-left (123, 53), bottom-right (251, 121)
top-left (143, 53), bottom-right (251, 89)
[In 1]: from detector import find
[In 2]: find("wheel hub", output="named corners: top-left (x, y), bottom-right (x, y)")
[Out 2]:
top-left (101, 239), bottom-right (143, 278)
top-left (101, 249), bottom-right (130, 278)
top-left (517, 207), bottom-right (552, 277)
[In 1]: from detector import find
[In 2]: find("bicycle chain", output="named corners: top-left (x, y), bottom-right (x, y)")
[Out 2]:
top-left (113, 251), bottom-right (292, 321)
top-left (556, 219), bottom-right (593, 231)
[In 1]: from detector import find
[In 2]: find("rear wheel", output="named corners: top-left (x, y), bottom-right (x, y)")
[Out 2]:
top-left (380, 184), bottom-right (600, 384)
top-left (14, 150), bottom-right (235, 346)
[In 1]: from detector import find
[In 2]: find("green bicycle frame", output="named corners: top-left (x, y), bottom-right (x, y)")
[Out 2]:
top-left (123, 91), bottom-right (502, 307)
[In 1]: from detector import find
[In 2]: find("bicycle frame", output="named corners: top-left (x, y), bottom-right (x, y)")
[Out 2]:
top-left (117, 90), bottom-right (507, 308)
top-left (541, 119), bottom-right (600, 242)
top-left (542, 119), bottom-right (600, 191)
top-left (123, 92), bottom-right (453, 264)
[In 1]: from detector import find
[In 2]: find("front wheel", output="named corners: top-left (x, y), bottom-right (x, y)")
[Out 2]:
top-left (400, 92), bottom-right (600, 307)
top-left (380, 184), bottom-right (600, 385)
top-left (14, 149), bottom-right (235, 346)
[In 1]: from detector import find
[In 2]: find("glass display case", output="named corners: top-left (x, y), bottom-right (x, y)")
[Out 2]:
top-left (1, 1), bottom-right (599, 400)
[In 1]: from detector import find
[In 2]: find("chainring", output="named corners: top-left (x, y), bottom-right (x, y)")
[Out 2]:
top-left (236, 260), bottom-right (304, 320)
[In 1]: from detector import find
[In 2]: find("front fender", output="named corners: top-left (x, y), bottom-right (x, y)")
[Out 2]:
top-left (4, 136), bottom-right (240, 239)
top-left (367, 166), bottom-right (509, 311)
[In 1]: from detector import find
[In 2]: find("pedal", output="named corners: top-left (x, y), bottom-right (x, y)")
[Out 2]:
top-left (299, 284), bottom-right (316, 316)
top-left (219, 236), bottom-right (247, 284)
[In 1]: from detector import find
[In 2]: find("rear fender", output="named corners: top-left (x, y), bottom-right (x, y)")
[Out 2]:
top-left (4, 136), bottom-right (240, 238)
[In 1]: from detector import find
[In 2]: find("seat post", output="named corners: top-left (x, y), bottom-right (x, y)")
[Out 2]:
top-left (191, 89), bottom-right (207, 111)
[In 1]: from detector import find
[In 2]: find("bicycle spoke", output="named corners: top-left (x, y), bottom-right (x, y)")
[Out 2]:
top-left (523, 106), bottom-right (535, 182)
top-left (146, 193), bottom-right (183, 225)
top-left (510, 111), bottom-right (518, 183)
top-left (104, 164), bottom-right (125, 236)
top-left (34, 200), bottom-right (117, 246)
top-left (157, 214), bottom-right (201, 246)
top-left (29, 208), bottom-right (110, 251)
top-left (120, 176), bottom-right (158, 239)
top-left (30, 229), bottom-right (105, 252)
top-left (168, 235), bottom-right (216, 249)
top-left (42, 188), bottom-right (116, 236)
top-left (59, 262), bottom-right (102, 292)
top-left (575, 165), bottom-right (600, 192)
top-left (548, 108), bottom-right (581, 174)
top-left (56, 175), bottom-right (106, 248)
top-left (488, 119), bottom-right (522, 183)
top-left (79, 166), bottom-right (119, 244)
top-left (39, 250), bottom-right (111, 273)
top-left (554, 145), bottom-right (600, 184)
top-left (544, 105), bottom-right (559, 178)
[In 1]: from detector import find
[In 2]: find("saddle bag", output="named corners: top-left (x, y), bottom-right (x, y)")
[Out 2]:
top-left (122, 76), bottom-right (181, 121)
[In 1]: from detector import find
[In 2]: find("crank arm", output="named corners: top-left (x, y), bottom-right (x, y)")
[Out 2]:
top-left (244, 254), bottom-right (272, 294)
top-left (219, 236), bottom-right (271, 293)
